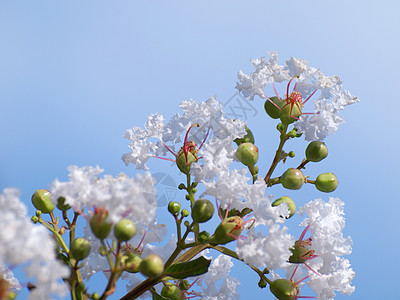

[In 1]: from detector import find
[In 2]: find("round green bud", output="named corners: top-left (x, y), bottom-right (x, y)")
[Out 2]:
top-left (178, 183), bottom-right (186, 190)
top-left (198, 231), bottom-right (210, 243)
top-left (258, 279), bottom-right (267, 288)
top-left (161, 283), bottom-right (184, 300)
top-left (280, 168), bottom-right (305, 190)
top-left (305, 141), bottom-right (328, 162)
top-left (168, 201), bottom-right (181, 215)
top-left (184, 220), bottom-right (190, 227)
top-left (70, 238), bottom-right (91, 261)
top-left (31, 189), bottom-right (55, 214)
top-left (56, 197), bottom-right (71, 211)
top-left (176, 147), bottom-right (198, 175)
top-left (181, 209), bottom-right (189, 218)
top-left (234, 126), bottom-right (255, 145)
top-left (191, 199), bottom-right (214, 223)
top-left (288, 151), bottom-right (295, 158)
top-left (264, 96), bottom-right (283, 119)
top-left (90, 292), bottom-right (100, 300)
top-left (315, 172), bottom-right (338, 192)
top-left (139, 254), bottom-right (164, 278)
top-left (209, 216), bottom-right (243, 245)
top-left (31, 215), bottom-right (39, 223)
top-left (90, 209), bottom-right (112, 240)
top-left (121, 252), bottom-right (142, 273)
top-left (277, 123), bottom-right (285, 132)
top-left (235, 142), bottom-right (259, 167)
top-left (269, 279), bottom-right (299, 300)
top-left (287, 130), bottom-right (297, 138)
top-left (179, 280), bottom-right (190, 291)
top-left (280, 102), bottom-right (302, 124)
top-left (114, 219), bottom-right (136, 242)
top-left (272, 196), bottom-right (296, 218)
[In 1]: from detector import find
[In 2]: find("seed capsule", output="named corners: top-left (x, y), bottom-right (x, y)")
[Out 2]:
top-left (90, 208), bottom-right (112, 240)
top-left (280, 168), bottom-right (305, 190)
top-left (161, 283), bottom-right (184, 300)
top-left (306, 141), bottom-right (328, 162)
top-left (121, 252), bottom-right (142, 273)
top-left (191, 199), bottom-right (214, 223)
top-left (315, 172), bottom-right (338, 192)
top-left (114, 219), bottom-right (136, 242)
top-left (70, 238), bottom-right (91, 261)
top-left (235, 142), bottom-right (259, 167)
top-left (209, 216), bottom-right (243, 245)
top-left (139, 254), bottom-right (164, 278)
top-left (269, 279), bottom-right (299, 300)
top-left (168, 201), bottom-right (181, 215)
top-left (31, 189), bottom-right (55, 214)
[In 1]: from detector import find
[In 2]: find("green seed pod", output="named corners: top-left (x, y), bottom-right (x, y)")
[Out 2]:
top-left (305, 141), bottom-right (328, 162)
top-left (139, 254), bottom-right (164, 278)
top-left (234, 126), bottom-right (255, 145)
top-left (280, 168), bottom-right (305, 190)
top-left (315, 172), bottom-right (338, 192)
top-left (31, 189), bottom-right (55, 214)
top-left (198, 231), bottom-right (210, 243)
top-left (209, 216), bottom-right (243, 245)
top-left (121, 252), bottom-right (142, 273)
top-left (114, 219), bottom-right (136, 242)
top-left (90, 209), bottom-right (112, 240)
top-left (264, 96), bottom-right (283, 119)
top-left (235, 142), bottom-right (259, 167)
top-left (56, 197), bottom-right (71, 211)
top-left (191, 199), bottom-right (214, 223)
top-left (168, 201), bottom-right (181, 215)
top-left (269, 279), bottom-right (299, 300)
top-left (161, 283), bottom-right (184, 300)
top-left (176, 145), bottom-right (198, 175)
top-left (70, 238), bottom-right (91, 261)
top-left (272, 196), bottom-right (296, 218)
top-left (280, 102), bottom-right (302, 124)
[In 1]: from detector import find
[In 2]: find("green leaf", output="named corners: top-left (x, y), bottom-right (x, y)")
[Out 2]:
top-left (165, 256), bottom-right (211, 279)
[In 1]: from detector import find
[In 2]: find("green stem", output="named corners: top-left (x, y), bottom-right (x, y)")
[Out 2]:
top-left (264, 124), bottom-right (289, 184)
top-left (186, 174), bottom-right (196, 208)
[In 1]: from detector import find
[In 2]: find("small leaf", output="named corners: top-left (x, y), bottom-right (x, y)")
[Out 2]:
top-left (165, 256), bottom-right (211, 279)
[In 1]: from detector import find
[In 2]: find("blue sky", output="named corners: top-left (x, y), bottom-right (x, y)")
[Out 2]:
top-left (1, 1), bottom-right (399, 299)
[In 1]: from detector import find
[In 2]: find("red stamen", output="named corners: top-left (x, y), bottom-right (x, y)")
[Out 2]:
top-left (286, 76), bottom-right (299, 100)
top-left (302, 89), bottom-right (318, 105)
top-left (198, 126), bottom-right (211, 150)
top-left (161, 141), bottom-right (177, 157)
top-left (272, 82), bottom-right (281, 101)
top-left (184, 123), bottom-right (200, 145)
top-left (264, 92), bottom-right (282, 110)
top-left (152, 155), bottom-right (176, 163)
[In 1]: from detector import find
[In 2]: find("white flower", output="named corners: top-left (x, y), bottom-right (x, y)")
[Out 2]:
top-left (297, 197), bottom-right (355, 299)
top-left (0, 188), bottom-right (69, 299)
top-left (122, 97), bottom-right (246, 174)
top-left (237, 51), bottom-right (359, 140)
top-left (51, 166), bottom-right (158, 226)
top-left (196, 254), bottom-right (240, 300)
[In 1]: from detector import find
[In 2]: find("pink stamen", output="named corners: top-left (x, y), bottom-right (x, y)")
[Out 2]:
top-left (299, 224), bottom-right (310, 242)
top-left (304, 263), bottom-right (322, 277)
top-left (302, 89), bottom-right (318, 105)
top-left (295, 276), bottom-right (309, 285)
top-left (272, 82), bottom-right (281, 101)
top-left (286, 76), bottom-right (298, 99)
top-left (293, 81), bottom-right (298, 92)
top-left (152, 155), bottom-right (176, 163)
top-left (184, 123), bottom-right (199, 145)
top-left (161, 141), bottom-right (177, 157)
top-left (198, 126), bottom-right (211, 150)
top-left (290, 265), bottom-right (299, 281)
top-left (136, 230), bottom-right (147, 253)
top-left (216, 199), bottom-right (223, 220)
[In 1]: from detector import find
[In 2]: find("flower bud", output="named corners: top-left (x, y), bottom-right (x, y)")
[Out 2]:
top-left (139, 254), bottom-right (164, 278)
top-left (280, 168), bottom-right (305, 190)
top-left (181, 209), bottom-right (189, 218)
top-left (280, 102), bottom-right (302, 124)
top-left (114, 219), bottom-right (136, 242)
top-left (168, 202), bottom-right (181, 215)
top-left (161, 283), bottom-right (184, 300)
top-left (90, 208), bottom-right (112, 240)
top-left (198, 231), bottom-right (210, 243)
top-left (209, 216), bottom-right (243, 245)
top-left (31, 189), bottom-right (55, 214)
top-left (272, 196), bottom-right (296, 218)
top-left (288, 239), bottom-right (314, 264)
top-left (305, 141), bottom-right (328, 162)
top-left (264, 96), bottom-right (283, 119)
top-left (235, 142), bottom-right (259, 167)
top-left (269, 279), bottom-right (299, 300)
top-left (288, 151), bottom-right (295, 158)
top-left (191, 199), bottom-right (214, 223)
top-left (315, 172), bottom-right (338, 192)
top-left (234, 126), bottom-right (255, 145)
top-left (56, 197), bottom-right (71, 211)
top-left (121, 252), bottom-right (142, 273)
top-left (178, 280), bottom-right (190, 291)
top-left (70, 238), bottom-right (91, 261)
top-left (176, 143), bottom-right (198, 175)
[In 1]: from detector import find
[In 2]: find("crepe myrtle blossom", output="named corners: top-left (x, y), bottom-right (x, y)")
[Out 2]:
top-left (296, 197), bottom-right (355, 299)
top-left (122, 97), bottom-right (247, 176)
top-left (0, 188), bottom-right (69, 299)
top-left (51, 165), bottom-right (158, 225)
top-left (236, 51), bottom-right (359, 140)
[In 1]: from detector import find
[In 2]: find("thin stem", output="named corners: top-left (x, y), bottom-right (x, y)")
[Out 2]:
top-left (264, 124), bottom-right (289, 183)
